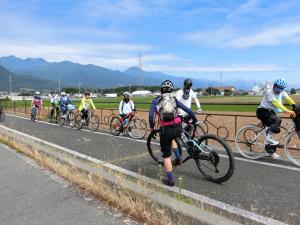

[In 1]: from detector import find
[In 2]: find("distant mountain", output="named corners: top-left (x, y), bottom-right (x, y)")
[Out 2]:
top-left (0, 65), bottom-right (57, 91)
top-left (0, 55), bottom-right (257, 89)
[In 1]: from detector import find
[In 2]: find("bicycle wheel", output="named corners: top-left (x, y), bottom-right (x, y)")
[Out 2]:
top-left (68, 111), bottom-right (75, 128)
top-left (128, 118), bottom-right (147, 139)
top-left (110, 116), bottom-right (122, 136)
top-left (235, 125), bottom-right (266, 159)
top-left (75, 113), bottom-right (84, 130)
top-left (146, 130), bottom-right (182, 165)
top-left (89, 115), bottom-right (100, 131)
top-left (31, 108), bottom-right (37, 121)
top-left (194, 134), bottom-right (234, 183)
top-left (285, 131), bottom-right (300, 166)
top-left (0, 111), bottom-right (5, 122)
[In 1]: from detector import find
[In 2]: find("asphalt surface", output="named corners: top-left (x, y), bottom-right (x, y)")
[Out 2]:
top-left (1, 114), bottom-right (300, 225)
top-left (0, 144), bottom-right (138, 225)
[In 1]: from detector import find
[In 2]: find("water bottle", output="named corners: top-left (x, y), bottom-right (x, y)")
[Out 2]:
top-left (124, 118), bottom-right (128, 126)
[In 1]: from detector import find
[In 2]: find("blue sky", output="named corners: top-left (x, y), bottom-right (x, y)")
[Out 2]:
top-left (0, 0), bottom-right (300, 84)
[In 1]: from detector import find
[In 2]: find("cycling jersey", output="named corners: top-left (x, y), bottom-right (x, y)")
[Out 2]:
top-left (32, 96), bottom-right (42, 108)
top-left (78, 97), bottom-right (96, 111)
top-left (119, 100), bottom-right (134, 115)
top-left (176, 89), bottom-right (201, 115)
top-left (60, 97), bottom-right (72, 113)
top-left (50, 95), bottom-right (60, 107)
top-left (149, 96), bottom-right (197, 129)
top-left (258, 88), bottom-right (295, 112)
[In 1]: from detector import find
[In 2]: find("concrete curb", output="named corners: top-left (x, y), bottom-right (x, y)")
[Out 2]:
top-left (0, 124), bottom-right (287, 225)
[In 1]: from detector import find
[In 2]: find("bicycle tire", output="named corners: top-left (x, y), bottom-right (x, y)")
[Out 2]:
top-left (75, 113), bottom-right (84, 130)
top-left (110, 116), bottom-right (122, 136)
top-left (89, 115), bottom-right (100, 131)
top-left (146, 129), bottom-right (182, 165)
top-left (128, 118), bottom-right (147, 139)
top-left (0, 111), bottom-right (5, 122)
top-left (194, 134), bottom-right (235, 183)
top-left (285, 131), bottom-right (300, 167)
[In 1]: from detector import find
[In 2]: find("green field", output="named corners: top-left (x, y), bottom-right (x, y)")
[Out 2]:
top-left (2, 95), bottom-right (299, 112)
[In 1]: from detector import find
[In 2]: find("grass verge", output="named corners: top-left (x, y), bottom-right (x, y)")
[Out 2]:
top-left (0, 135), bottom-right (174, 225)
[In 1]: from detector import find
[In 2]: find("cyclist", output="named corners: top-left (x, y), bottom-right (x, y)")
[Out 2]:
top-left (31, 91), bottom-right (43, 118)
top-left (119, 91), bottom-right (135, 126)
top-left (78, 92), bottom-right (96, 123)
top-left (149, 80), bottom-right (197, 186)
top-left (60, 92), bottom-right (72, 118)
top-left (176, 79), bottom-right (202, 116)
top-left (50, 92), bottom-right (60, 122)
top-left (256, 78), bottom-right (296, 158)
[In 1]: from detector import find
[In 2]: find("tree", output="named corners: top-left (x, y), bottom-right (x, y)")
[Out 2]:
top-left (205, 87), bottom-right (220, 96)
top-left (291, 88), bottom-right (296, 95)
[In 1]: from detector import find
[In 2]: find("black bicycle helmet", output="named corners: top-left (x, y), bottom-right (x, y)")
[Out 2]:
top-left (184, 79), bottom-right (193, 88)
top-left (161, 80), bottom-right (174, 93)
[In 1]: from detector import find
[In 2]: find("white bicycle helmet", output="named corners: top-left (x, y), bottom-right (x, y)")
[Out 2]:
top-left (161, 80), bottom-right (174, 93)
top-left (61, 92), bottom-right (66, 96)
top-left (123, 91), bottom-right (130, 97)
top-left (35, 91), bottom-right (40, 95)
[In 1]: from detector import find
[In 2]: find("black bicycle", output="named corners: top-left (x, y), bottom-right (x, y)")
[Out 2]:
top-left (147, 120), bottom-right (235, 183)
top-left (0, 104), bottom-right (5, 122)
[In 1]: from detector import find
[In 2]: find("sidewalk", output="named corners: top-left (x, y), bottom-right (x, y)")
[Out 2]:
top-left (0, 144), bottom-right (138, 225)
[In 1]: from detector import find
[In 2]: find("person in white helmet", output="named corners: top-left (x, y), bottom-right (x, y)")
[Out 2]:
top-left (119, 92), bottom-right (135, 127)
top-left (31, 91), bottom-right (43, 120)
top-left (257, 78), bottom-right (296, 159)
top-left (60, 92), bottom-right (72, 117)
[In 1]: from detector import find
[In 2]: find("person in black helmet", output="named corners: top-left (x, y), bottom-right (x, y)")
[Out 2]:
top-left (176, 79), bottom-right (202, 117)
top-left (149, 80), bottom-right (197, 186)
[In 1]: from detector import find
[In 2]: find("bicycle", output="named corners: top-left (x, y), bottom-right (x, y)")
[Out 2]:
top-left (31, 105), bottom-right (42, 122)
top-left (59, 104), bottom-right (76, 128)
top-left (75, 110), bottom-right (100, 131)
top-left (147, 121), bottom-right (235, 183)
top-left (48, 106), bottom-right (61, 123)
top-left (200, 114), bottom-right (229, 139)
top-left (110, 111), bottom-right (147, 139)
top-left (235, 106), bottom-right (300, 166)
top-left (0, 104), bottom-right (5, 122)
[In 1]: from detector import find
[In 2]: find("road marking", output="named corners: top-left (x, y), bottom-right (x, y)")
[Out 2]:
top-left (0, 125), bottom-right (288, 225)
top-left (6, 113), bottom-right (300, 172)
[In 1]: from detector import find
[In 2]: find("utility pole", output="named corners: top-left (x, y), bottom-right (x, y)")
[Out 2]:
top-left (138, 53), bottom-right (143, 90)
top-left (78, 82), bottom-right (81, 95)
top-left (58, 78), bottom-right (61, 93)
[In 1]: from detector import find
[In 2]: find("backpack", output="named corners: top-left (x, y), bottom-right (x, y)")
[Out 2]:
top-left (293, 105), bottom-right (300, 131)
top-left (158, 93), bottom-right (177, 122)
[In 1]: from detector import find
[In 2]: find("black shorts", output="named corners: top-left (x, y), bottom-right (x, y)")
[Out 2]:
top-left (159, 124), bottom-right (182, 158)
top-left (256, 108), bottom-right (281, 133)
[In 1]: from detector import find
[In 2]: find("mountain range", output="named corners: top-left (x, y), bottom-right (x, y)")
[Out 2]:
top-left (0, 55), bottom-right (258, 90)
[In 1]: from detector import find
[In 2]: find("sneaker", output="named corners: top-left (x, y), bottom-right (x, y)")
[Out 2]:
top-left (265, 133), bottom-right (279, 145)
top-left (265, 153), bottom-right (280, 159)
top-left (162, 179), bottom-right (175, 187)
top-left (172, 159), bottom-right (182, 166)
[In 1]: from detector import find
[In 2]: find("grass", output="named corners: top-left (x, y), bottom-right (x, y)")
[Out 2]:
top-left (2, 95), bottom-right (299, 112)
top-left (0, 135), bottom-right (174, 225)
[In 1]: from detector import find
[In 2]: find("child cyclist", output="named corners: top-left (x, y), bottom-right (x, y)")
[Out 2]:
top-left (78, 92), bottom-right (96, 123)
top-left (149, 80), bottom-right (197, 186)
top-left (256, 78), bottom-right (296, 158)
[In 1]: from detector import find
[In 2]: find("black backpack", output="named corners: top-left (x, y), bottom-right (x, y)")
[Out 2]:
top-left (293, 105), bottom-right (300, 131)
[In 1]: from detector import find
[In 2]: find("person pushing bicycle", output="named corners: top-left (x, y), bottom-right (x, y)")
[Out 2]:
top-left (78, 92), bottom-right (96, 124)
top-left (149, 80), bottom-right (197, 186)
top-left (256, 78), bottom-right (296, 158)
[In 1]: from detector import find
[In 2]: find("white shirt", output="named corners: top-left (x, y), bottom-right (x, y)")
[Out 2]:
top-left (119, 100), bottom-right (135, 115)
top-left (176, 89), bottom-right (201, 115)
top-left (259, 88), bottom-right (288, 112)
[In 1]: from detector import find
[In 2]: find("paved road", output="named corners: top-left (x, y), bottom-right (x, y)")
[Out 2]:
top-left (0, 144), bottom-right (138, 225)
top-left (1, 114), bottom-right (300, 225)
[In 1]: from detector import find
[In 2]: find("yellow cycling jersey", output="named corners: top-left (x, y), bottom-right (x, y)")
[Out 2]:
top-left (78, 97), bottom-right (96, 111)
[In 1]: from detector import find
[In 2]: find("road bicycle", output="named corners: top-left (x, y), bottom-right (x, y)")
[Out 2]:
top-left (59, 104), bottom-right (76, 128)
top-left (75, 109), bottom-right (100, 131)
top-left (110, 111), bottom-right (147, 139)
top-left (235, 106), bottom-right (300, 166)
top-left (0, 104), bottom-right (5, 122)
top-left (147, 119), bottom-right (235, 183)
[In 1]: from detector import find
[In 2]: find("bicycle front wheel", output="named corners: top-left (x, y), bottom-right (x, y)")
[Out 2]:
top-left (89, 115), bottom-right (100, 132)
top-left (235, 125), bottom-right (266, 159)
top-left (128, 118), bottom-right (147, 139)
top-left (285, 131), bottom-right (300, 166)
top-left (147, 130), bottom-right (182, 165)
top-left (110, 116), bottom-right (122, 136)
top-left (195, 134), bottom-right (234, 183)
